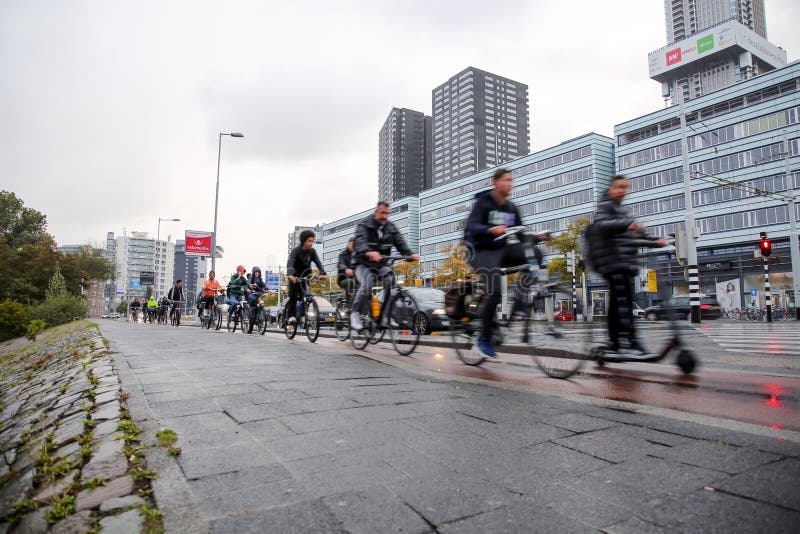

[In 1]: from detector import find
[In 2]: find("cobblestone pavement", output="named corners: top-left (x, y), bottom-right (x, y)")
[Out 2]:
top-left (101, 320), bottom-right (800, 533)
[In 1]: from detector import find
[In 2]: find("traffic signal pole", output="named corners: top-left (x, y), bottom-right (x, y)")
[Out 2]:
top-left (783, 131), bottom-right (800, 320)
top-left (678, 92), bottom-right (701, 324)
top-left (764, 255), bottom-right (772, 323)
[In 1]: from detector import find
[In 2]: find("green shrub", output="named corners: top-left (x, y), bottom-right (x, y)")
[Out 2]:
top-left (0, 300), bottom-right (30, 342)
top-left (25, 319), bottom-right (47, 341)
top-left (31, 295), bottom-right (86, 327)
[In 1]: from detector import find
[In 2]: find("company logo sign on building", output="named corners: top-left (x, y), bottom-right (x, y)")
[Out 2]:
top-left (185, 230), bottom-right (212, 256)
top-left (697, 34), bottom-right (714, 54)
top-left (666, 47), bottom-right (682, 66)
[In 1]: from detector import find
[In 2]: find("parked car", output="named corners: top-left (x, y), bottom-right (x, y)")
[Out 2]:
top-left (633, 302), bottom-right (646, 318)
top-left (644, 296), bottom-right (722, 320)
top-left (377, 287), bottom-right (450, 334)
top-left (275, 297), bottom-right (336, 326)
top-left (554, 310), bottom-right (574, 322)
top-left (265, 306), bottom-right (280, 325)
top-left (109, 312), bottom-right (121, 319)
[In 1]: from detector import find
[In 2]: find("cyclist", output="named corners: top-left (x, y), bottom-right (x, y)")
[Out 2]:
top-left (200, 270), bottom-right (223, 318)
top-left (146, 295), bottom-right (158, 323)
top-left (349, 201), bottom-right (419, 331)
top-left (589, 175), bottom-right (667, 355)
top-left (247, 267), bottom-right (268, 321)
top-left (159, 296), bottom-right (170, 322)
top-left (167, 280), bottom-right (185, 325)
top-left (227, 265), bottom-right (249, 316)
top-left (286, 230), bottom-right (327, 326)
top-left (130, 298), bottom-right (142, 322)
top-left (337, 237), bottom-right (357, 300)
top-left (464, 168), bottom-right (551, 358)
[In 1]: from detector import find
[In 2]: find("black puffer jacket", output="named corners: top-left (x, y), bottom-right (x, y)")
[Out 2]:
top-left (353, 216), bottom-right (412, 268)
top-left (589, 193), bottom-right (661, 276)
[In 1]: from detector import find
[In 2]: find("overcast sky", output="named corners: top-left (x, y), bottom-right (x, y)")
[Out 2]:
top-left (2, 0), bottom-right (799, 276)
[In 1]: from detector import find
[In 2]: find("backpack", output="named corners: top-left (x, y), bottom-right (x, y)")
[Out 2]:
top-left (581, 221), bottom-right (600, 273)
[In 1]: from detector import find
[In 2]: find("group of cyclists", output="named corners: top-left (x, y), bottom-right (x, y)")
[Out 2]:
top-left (129, 169), bottom-right (665, 361)
top-left (128, 280), bottom-right (185, 325)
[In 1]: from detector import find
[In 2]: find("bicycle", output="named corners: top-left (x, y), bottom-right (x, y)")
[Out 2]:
top-left (198, 288), bottom-right (225, 331)
top-left (350, 255), bottom-right (421, 356)
top-left (226, 293), bottom-right (251, 334)
top-left (157, 302), bottom-right (169, 325)
top-left (448, 227), bottom-right (584, 379)
top-left (247, 289), bottom-right (269, 334)
top-left (334, 282), bottom-right (359, 342)
top-left (280, 275), bottom-right (322, 342)
top-left (167, 300), bottom-right (183, 327)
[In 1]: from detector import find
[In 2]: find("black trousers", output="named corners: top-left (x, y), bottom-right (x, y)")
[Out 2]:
top-left (603, 273), bottom-right (637, 349)
top-left (286, 282), bottom-right (304, 319)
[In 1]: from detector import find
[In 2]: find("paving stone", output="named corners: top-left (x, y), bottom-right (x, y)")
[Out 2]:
top-left (94, 384), bottom-right (121, 396)
top-left (554, 427), bottom-right (675, 464)
top-left (440, 500), bottom-right (595, 533)
top-left (178, 443), bottom-right (278, 479)
top-left (94, 391), bottom-right (118, 405)
top-left (540, 412), bottom-right (620, 433)
top-left (56, 441), bottom-right (81, 462)
top-left (715, 458), bottom-right (800, 511)
top-left (92, 402), bottom-right (121, 422)
top-left (90, 365), bottom-right (113, 375)
top-left (53, 420), bottom-right (84, 447)
top-left (75, 475), bottom-right (134, 511)
top-left (33, 470), bottom-right (78, 503)
top-left (98, 376), bottom-right (120, 387)
top-left (93, 420), bottom-right (120, 437)
top-left (208, 498), bottom-right (345, 533)
top-left (323, 487), bottom-right (431, 534)
top-left (662, 439), bottom-right (782, 474)
top-left (81, 439), bottom-right (127, 480)
top-left (0, 467), bottom-right (33, 511)
top-left (98, 494), bottom-right (146, 512)
top-left (98, 508), bottom-right (145, 533)
top-left (49, 510), bottom-right (92, 534)
top-left (11, 507), bottom-right (48, 534)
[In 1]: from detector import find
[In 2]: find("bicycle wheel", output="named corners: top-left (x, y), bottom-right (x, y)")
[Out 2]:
top-left (530, 321), bottom-right (586, 379)
top-left (258, 308), bottom-right (268, 335)
top-left (227, 310), bottom-right (237, 332)
top-left (351, 315), bottom-right (374, 350)
top-left (305, 299), bottom-right (320, 343)
top-left (284, 306), bottom-right (298, 339)
top-left (368, 324), bottom-right (386, 345)
top-left (334, 301), bottom-right (350, 341)
top-left (389, 292), bottom-right (420, 356)
top-left (240, 304), bottom-right (251, 334)
top-left (450, 320), bottom-right (484, 366)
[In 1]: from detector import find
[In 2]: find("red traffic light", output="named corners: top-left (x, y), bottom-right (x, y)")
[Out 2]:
top-left (760, 238), bottom-right (772, 257)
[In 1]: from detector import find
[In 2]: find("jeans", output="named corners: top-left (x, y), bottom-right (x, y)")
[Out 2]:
top-left (228, 295), bottom-right (241, 314)
top-left (353, 265), bottom-right (394, 318)
top-left (603, 273), bottom-right (637, 349)
top-left (471, 249), bottom-right (534, 341)
top-left (338, 276), bottom-right (357, 300)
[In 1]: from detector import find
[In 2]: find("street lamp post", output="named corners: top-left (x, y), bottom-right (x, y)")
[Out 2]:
top-left (212, 132), bottom-right (244, 274)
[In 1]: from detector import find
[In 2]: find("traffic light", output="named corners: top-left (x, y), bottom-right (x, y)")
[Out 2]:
top-left (759, 232), bottom-right (772, 257)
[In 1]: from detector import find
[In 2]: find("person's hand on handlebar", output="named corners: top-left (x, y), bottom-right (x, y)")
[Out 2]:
top-left (345, 268), bottom-right (354, 277)
top-left (489, 225), bottom-right (508, 237)
top-left (288, 275), bottom-right (297, 284)
top-left (535, 231), bottom-right (552, 242)
top-left (367, 251), bottom-right (382, 262)
top-left (408, 254), bottom-right (420, 262)
top-left (320, 274), bottom-right (328, 281)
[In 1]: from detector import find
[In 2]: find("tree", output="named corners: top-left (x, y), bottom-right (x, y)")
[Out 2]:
top-left (394, 261), bottom-right (422, 286)
top-left (547, 218), bottom-right (590, 283)
top-left (433, 245), bottom-right (473, 287)
top-left (59, 245), bottom-right (113, 294)
top-left (0, 190), bottom-right (50, 249)
top-left (116, 301), bottom-right (128, 314)
top-left (45, 264), bottom-right (68, 299)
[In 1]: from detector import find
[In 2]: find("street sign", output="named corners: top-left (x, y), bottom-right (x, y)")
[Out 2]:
top-left (185, 230), bottom-right (213, 256)
top-left (130, 280), bottom-right (142, 289)
top-left (264, 271), bottom-right (281, 290)
top-left (750, 288), bottom-right (759, 297)
top-left (140, 271), bottom-right (154, 285)
top-left (116, 290), bottom-right (125, 295)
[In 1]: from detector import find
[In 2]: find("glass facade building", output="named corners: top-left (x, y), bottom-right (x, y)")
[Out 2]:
top-left (614, 61), bottom-right (800, 309)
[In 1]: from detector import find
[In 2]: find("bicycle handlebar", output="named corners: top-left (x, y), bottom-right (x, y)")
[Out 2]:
top-left (381, 254), bottom-right (417, 264)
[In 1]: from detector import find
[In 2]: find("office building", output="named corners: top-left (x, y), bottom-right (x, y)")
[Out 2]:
top-left (379, 108), bottom-right (432, 201)
top-left (113, 231), bottom-right (175, 302)
top-left (419, 133), bottom-right (615, 276)
top-left (615, 61), bottom-right (800, 308)
top-left (432, 67), bottom-right (530, 186)
top-left (174, 239), bottom-right (208, 316)
top-left (320, 197), bottom-right (420, 276)
top-left (650, 1), bottom-right (786, 102)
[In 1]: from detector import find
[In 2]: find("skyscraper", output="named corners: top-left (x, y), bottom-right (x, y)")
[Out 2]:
top-left (378, 108), bottom-right (431, 202)
top-left (431, 67), bottom-right (529, 186)
top-left (650, 0), bottom-right (785, 102)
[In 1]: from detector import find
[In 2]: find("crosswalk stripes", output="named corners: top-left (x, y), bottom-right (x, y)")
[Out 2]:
top-left (694, 322), bottom-right (800, 355)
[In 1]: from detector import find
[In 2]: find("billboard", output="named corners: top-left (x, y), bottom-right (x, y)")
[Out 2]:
top-left (140, 271), bottom-right (154, 285)
top-left (648, 20), bottom-right (787, 80)
top-left (264, 271), bottom-right (281, 291)
top-left (185, 230), bottom-right (212, 256)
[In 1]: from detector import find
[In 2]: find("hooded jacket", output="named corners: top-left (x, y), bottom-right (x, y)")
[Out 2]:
top-left (248, 271), bottom-right (268, 292)
top-left (337, 248), bottom-right (354, 279)
top-left (464, 190), bottom-right (522, 251)
top-left (353, 215), bottom-right (412, 268)
top-left (590, 192), bottom-right (661, 276)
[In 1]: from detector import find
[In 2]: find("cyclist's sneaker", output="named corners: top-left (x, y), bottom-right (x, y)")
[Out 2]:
top-left (380, 317), bottom-right (400, 328)
top-left (510, 310), bottom-right (527, 322)
top-left (287, 316), bottom-right (297, 326)
top-left (350, 312), bottom-right (364, 331)
top-left (474, 339), bottom-right (497, 358)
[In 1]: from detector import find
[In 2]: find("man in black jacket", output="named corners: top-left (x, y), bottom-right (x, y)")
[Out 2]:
top-left (285, 230), bottom-right (327, 326)
top-left (337, 237), bottom-right (356, 299)
top-left (167, 280), bottom-right (185, 326)
top-left (464, 168), bottom-right (525, 358)
top-left (350, 201), bottom-right (419, 331)
top-left (591, 175), bottom-right (667, 354)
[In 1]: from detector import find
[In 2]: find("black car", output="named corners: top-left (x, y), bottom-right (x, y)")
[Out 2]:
top-left (378, 287), bottom-right (451, 335)
top-left (276, 297), bottom-right (336, 326)
top-left (645, 296), bottom-right (722, 320)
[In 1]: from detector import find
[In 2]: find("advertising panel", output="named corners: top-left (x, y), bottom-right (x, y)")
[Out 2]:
top-left (716, 278), bottom-right (740, 311)
top-left (185, 230), bottom-right (212, 256)
top-left (140, 271), bottom-right (155, 285)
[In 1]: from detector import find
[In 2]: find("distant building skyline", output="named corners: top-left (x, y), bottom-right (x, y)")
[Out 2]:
top-left (378, 108), bottom-right (431, 202)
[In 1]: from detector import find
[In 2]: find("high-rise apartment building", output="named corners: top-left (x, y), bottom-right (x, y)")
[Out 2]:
top-left (113, 231), bottom-right (175, 303)
top-left (431, 67), bottom-right (530, 186)
top-left (650, 0), bottom-right (785, 102)
top-left (664, 0), bottom-right (766, 44)
top-left (379, 108), bottom-right (432, 202)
